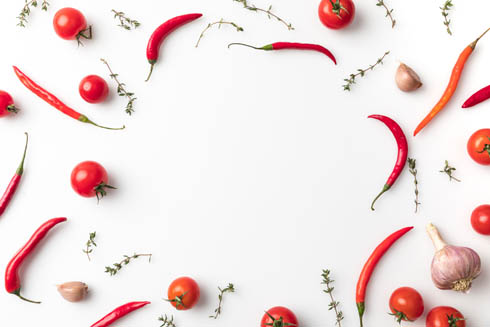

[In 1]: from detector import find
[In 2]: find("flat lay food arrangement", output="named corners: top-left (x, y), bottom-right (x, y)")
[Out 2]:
top-left (1, 0), bottom-right (489, 326)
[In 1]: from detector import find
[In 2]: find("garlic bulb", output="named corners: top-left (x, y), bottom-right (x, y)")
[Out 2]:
top-left (395, 63), bottom-right (422, 92)
top-left (57, 281), bottom-right (88, 302)
top-left (426, 223), bottom-right (481, 292)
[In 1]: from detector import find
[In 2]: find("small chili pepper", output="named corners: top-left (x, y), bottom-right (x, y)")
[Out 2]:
top-left (5, 217), bottom-right (67, 303)
top-left (91, 301), bottom-right (150, 327)
top-left (146, 13), bottom-right (203, 81)
top-left (0, 133), bottom-right (28, 217)
top-left (462, 85), bottom-right (490, 108)
top-left (368, 115), bottom-right (408, 211)
top-left (13, 66), bottom-right (124, 130)
top-left (414, 27), bottom-right (490, 136)
top-left (356, 226), bottom-right (413, 327)
top-left (228, 42), bottom-right (337, 64)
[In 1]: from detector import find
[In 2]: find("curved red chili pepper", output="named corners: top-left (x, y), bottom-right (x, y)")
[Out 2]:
top-left (13, 66), bottom-right (124, 130)
top-left (462, 85), bottom-right (490, 108)
top-left (228, 42), bottom-right (337, 64)
top-left (356, 226), bottom-right (413, 327)
top-left (146, 13), bottom-right (203, 81)
top-left (368, 114), bottom-right (408, 211)
top-left (0, 133), bottom-right (28, 217)
top-left (91, 301), bottom-right (150, 327)
top-left (5, 217), bottom-right (67, 303)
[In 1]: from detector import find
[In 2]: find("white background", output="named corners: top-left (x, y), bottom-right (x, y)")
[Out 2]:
top-left (0, 0), bottom-right (489, 326)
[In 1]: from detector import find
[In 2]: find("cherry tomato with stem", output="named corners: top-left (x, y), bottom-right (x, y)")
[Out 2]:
top-left (261, 306), bottom-right (298, 327)
top-left (467, 129), bottom-right (490, 165)
top-left (0, 91), bottom-right (19, 118)
top-left (53, 8), bottom-right (92, 45)
top-left (388, 287), bottom-right (424, 324)
top-left (426, 306), bottom-right (465, 327)
top-left (318, 0), bottom-right (355, 30)
top-left (70, 161), bottom-right (115, 202)
top-left (79, 75), bottom-right (109, 104)
top-left (167, 277), bottom-right (200, 310)
top-left (471, 204), bottom-right (490, 235)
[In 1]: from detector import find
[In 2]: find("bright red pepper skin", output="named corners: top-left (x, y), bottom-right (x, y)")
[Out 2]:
top-left (462, 85), bottom-right (490, 108)
top-left (145, 13), bottom-right (203, 81)
top-left (356, 226), bottom-right (413, 327)
top-left (368, 115), bottom-right (408, 210)
top-left (5, 217), bottom-right (67, 303)
top-left (91, 301), bottom-right (150, 327)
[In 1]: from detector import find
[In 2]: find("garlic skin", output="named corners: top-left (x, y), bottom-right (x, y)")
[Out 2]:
top-left (395, 63), bottom-right (422, 92)
top-left (57, 281), bottom-right (88, 302)
top-left (427, 223), bottom-right (481, 292)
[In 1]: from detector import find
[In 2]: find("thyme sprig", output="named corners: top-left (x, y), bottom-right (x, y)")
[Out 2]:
top-left (210, 283), bottom-right (235, 319)
top-left (83, 231), bottom-right (97, 261)
top-left (100, 58), bottom-right (136, 115)
top-left (17, 0), bottom-right (49, 27)
top-left (408, 158), bottom-right (420, 213)
top-left (233, 0), bottom-right (294, 30)
top-left (342, 51), bottom-right (390, 91)
top-left (196, 19), bottom-right (244, 48)
top-left (322, 269), bottom-right (343, 326)
top-left (376, 0), bottom-right (396, 28)
top-left (104, 253), bottom-right (152, 276)
top-left (159, 314), bottom-right (176, 327)
top-left (440, 1), bottom-right (453, 35)
top-left (111, 9), bottom-right (140, 30)
top-left (440, 160), bottom-right (460, 182)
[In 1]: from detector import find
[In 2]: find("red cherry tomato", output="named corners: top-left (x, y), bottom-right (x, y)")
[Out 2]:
top-left (467, 129), bottom-right (490, 165)
top-left (261, 306), bottom-right (298, 327)
top-left (53, 8), bottom-right (91, 41)
top-left (318, 0), bottom-right (355, 30)
top-left (0, 90), bottom-right (18, 118)
top-left (389, 287), bottom-right (424, 323)
top-left (79, 75), bottom-right (109, 104)
top-left (426, 306), bottom-right (465, 327)
top-left (471, 204), bottom-right (490, 235)
top-left (71, 161), bottom-right (114, 201)
top-left (167, 277), bottom-right (200, 310)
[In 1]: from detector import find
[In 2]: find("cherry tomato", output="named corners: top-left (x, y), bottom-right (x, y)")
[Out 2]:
top-left (79, 75), bottom-right (109, 104)
top-left (167, 277), bottom-right (200, 310)
top-left (389, 287), bottom-right (424, 323)
top-left (0, 90), bottom-right (18, 118)
top-left (53, 8), bottom-right (91, 41)
top-left (71, 161), bottom-right (114, 201)
top-left (471, 204), bottom-right (490, 235)
top-left (261, 306), bottom-right (298, 327)
top-left (426, 306), bottom-right (465, 327)
top-left (318, 0), bottom-right (355, 30)
top-left (467, 129), bottom-right (490, 165)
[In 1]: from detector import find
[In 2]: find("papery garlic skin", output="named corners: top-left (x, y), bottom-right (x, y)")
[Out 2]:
top-left (57, 281), bottom-right (88, 302)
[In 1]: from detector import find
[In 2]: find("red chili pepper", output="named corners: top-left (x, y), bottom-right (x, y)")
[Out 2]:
top-left (368, 115), bottom-right (408, 211)
top-left (91, 301), bottom-right (150, 327)
top-left (0, 133), bottom-right (28, 217)
top-left (462, 85), bottom-right (490, 108)
top-left (13, 66), bottom-right (124, 130)
top-left (5, 217), bottom-right (67, 303)
top-left (228, 42), bottom-right (337, 64)
top-left (146, 13), bottom-right (203, 81)
top-left (356, 226), bottom-right (413, 327)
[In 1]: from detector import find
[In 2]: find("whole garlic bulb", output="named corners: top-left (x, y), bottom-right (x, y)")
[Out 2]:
top-left (426, 223), bottom-right (481, 292)
top-left (57, 281), bottom-right (88, 302)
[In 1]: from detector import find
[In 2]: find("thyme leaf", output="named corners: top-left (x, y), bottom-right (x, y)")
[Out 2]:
top-left (322, 269), bottom-right (343, 326)
top-left (158, 314), bottom-right (176, 327)
top-left (233, 0), bottom-right (294, 30)
top-left (111, 9), bottom-right (140, 30)
top-left (210, 283), bottom-right (235, 319)
top-left (440, 0), bottom-right (453, 35)
top-left (104, 253), bottom-right (152, 276)
top-left (196, 19), bottom-right (244, 48)
top-left (101, 58), bottom-right (137, 115)
top-left (440, 160), bottom-right (460, 182)
top-left (82, 231), bottom-right (97, 261)
top-left (17, 0), bottom-right (49, 27)
top-left (376, 0), bottom-right (396, 28)
top-left (408, 158), bottom-right (421, 213)
top-left (342, 51), bottom-right (390, 91)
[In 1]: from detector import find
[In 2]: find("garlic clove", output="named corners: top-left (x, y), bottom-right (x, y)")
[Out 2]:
top-left (395, 63), bottom-right (422, 92)
top-left (57, 281), bottom-right (88, 302)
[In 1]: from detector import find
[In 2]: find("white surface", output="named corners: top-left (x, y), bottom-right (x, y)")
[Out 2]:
top-left (0, 0), bottom-right (489, 326)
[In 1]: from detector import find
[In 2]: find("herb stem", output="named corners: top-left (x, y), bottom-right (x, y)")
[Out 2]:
top-left (100, 58), bottom-right (137, 115)
top-left (195, 19), bottom-right (244, 48)
top-left (342, 51), bottom-right (390, 91)
top-left (104, 253), bottom-right (152, 276)
top-left (440, 160), bottom-right (460, 182)
top-left (158, 314), bottom-right (176, 327)
top-left (376, 0), bottom-right (396, 28)
top-left (407, 158), bottom-right (420, 213)
top-left (322, 269), bottom-right (343, 326)
top-left (210, 283), bottom-right (235, 319)
top-left (17, 0), bottom-right (49, 27)
top-left (440, 1), bottom-right (453, 35)
top-left (111, 9), bottom-right (140, 30)
top-left (82, 231), bottom-right (97, 261)
top-left (233, 0), bottom-right (293, 30)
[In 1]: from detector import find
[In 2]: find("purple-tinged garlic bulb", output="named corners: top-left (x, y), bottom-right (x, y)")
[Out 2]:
top-left (426, 223), bottom-right (481, 292)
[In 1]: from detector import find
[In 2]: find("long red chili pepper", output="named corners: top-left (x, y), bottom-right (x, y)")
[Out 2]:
top-left (91, 301), bottom-right (150, 327)
top-left (462, 85), bottom-right (490, 108)
top-left (13, 66), bottom-right (124, 130)
top-left (356, 226), bottom-right (413, 327)
top-left (0, 133), bottom-right (28, 217)
top-left (5, 217), bottom-right (67, 303)
top-left (146, 13), bottom-right (203, 81)
top-left (228, 42), bottom-right (337, 64)
top-left (368, 115), bottom-right (408, 211)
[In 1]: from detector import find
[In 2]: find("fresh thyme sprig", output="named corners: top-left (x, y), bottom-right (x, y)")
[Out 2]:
top-left (104, 253), bottom-right (152, 276)
top-left (407, 158), bottom-right (420, 213)
top-left (83, 231), bottom-right (97, 261)
top-left (342, 51), bottom-right (390, 91)
top-left (17, 0), bottom-right (49, 27)
top-left (233, 0), bottom-right (294, 30)
top-left (322, 269), bottom-right (343, 326)
top-left (210, 283), bottom-right (235, 319)
top-left (440, 1), bottom-right (453, 35)
top-left (111, 9), bottom-right (140, 30)
top-left (196, 19), bottom-right (244, 48)
top-left (440, 160), bottom-right (460, 182)
top-left (100, 58), bottom-right (137, 115)
top-left (376, 0), bottom-right (396, 28)
top-left (158, 314), bottom-right (176, 327)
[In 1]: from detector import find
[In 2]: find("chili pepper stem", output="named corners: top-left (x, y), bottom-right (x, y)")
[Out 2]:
top-left (145, 63), bottom-right (155, 82)
top-left (470, 27), bottom-right (490, 49)
top-left (357, 302), bottom-right (365, 327)
top-left (371, 184), bottom-right (391, 211)
top-left (13, 289), bottom-right (41, 304)
top-left (228, 42), bottom-right (268, 50)
top-left (78, 115), bottom-right (125, 130)
top-left (16, 132), bottom-right (29, 175)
